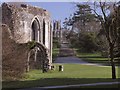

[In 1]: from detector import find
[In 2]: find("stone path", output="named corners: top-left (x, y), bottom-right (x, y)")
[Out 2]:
top-left (58, 48), bottom-right (76, 56)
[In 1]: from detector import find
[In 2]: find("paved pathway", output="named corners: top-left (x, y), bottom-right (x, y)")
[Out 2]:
top-left (54, 56), bottom-right (88, 64)
top-left (54, 43), bottom-right (86, 64)
top-left (54, 43), bottom-right (102, 66)
top-left (18, 81), bottom-right (120, 90)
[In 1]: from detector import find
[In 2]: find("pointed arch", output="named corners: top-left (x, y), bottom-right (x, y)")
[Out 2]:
top-left (31, 16), bottom-right (40, 42)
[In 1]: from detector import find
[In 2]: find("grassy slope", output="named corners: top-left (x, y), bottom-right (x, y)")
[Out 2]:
top-left (3, 64), bottom-right (119, 89)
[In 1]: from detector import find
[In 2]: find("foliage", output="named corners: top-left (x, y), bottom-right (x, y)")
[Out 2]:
top-left (68, 31), bottom-right (79, 48)
top-left (64, 2), bottom-right (120, 79)
top-left (68, 32), bottom-right (99, 53)
top-left (64, 4), bottom-right (100, 53)
top-left (96, 35), bottom-right (109, 56)
top-left (113, 3), bottom-right (120, 57)
top-left (53, 37), bottom-right (60, 48)
top-left (92, 2), bottom-right (120, 79)
top-left (78, 32), bottom-right (98, 53)
top-left (52, 48), bottom-right (59, 62)
top-left (27, 41), bottom-right (36, 49)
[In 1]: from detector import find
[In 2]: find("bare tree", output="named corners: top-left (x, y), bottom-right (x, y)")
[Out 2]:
top-left (92, 1), bottom-right (120, 79)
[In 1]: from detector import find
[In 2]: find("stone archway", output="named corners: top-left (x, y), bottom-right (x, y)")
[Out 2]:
top-left (31, 18), bottom-right (40, 42)
top-left (26, 17), bottom-right (41, 71)
top-left (26, 18), bottom-right (50, 72)
top-left (26, 42), bottom-right (50, 72)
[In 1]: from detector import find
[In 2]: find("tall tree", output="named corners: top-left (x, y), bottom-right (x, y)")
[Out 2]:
top-left (92, 1), bottom-right (120, 79)
top-left (73, 4), bottom-right (96, 32)
top-left (63, 4), bottom-right (97, 32)
top-left (63, 4), bottom-right (100, 52)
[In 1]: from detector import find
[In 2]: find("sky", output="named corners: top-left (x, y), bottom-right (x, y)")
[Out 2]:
top-left (0, 1), bottom-right (76, 27)
top-left (27, 2), bottom-right (76, 27)
top-left (1, 0), bottom-right (119, 27)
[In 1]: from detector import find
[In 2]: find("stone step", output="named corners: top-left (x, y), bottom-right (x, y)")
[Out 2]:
top-left (59, 48), bottom-right (76, 57)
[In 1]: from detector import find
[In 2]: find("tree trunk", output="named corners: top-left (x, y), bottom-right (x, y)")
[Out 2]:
top-left (109, 45), bottom-right (116, 79)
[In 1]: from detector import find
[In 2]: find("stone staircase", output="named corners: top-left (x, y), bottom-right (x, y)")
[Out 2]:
top-left (59, 48), bottom-right (76, 57)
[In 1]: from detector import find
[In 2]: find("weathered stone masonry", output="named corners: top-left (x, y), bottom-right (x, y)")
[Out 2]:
top-left (2, 3), bottom-right (53, 72)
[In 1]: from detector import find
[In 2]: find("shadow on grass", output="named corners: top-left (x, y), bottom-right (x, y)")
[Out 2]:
top-left (80, 58), bottom-right (120, 66)
top-left (2, 78), bottom-right (119, 90)
top-left (78, 56), bottom-right (108, 58)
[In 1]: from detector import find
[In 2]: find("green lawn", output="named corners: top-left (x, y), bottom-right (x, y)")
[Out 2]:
top-left (3, 64), bottom-right (119, 89)
top-left (77, 52), bottom-right (102, 58)
top-left (3, 49), bottom-right (119, 89)
top-left (75, 50), bottom-right (119, 66)
top-left (24, 64), bottom-right (119, 79)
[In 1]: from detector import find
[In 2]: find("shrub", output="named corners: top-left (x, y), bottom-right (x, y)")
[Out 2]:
top-left (78, 32), bottom-right (98, 53)
top-left (53, 37), bottom-right (60, 48)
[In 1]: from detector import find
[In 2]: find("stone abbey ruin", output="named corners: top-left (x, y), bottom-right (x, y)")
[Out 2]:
top-left (2, 3), bottom-right (53, 79)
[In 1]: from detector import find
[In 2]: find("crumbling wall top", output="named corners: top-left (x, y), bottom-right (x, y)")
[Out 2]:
top-left (2, 2), bottom-right (51, 17)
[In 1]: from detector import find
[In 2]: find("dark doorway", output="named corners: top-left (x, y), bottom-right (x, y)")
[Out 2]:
top-left (32, 18), bottom-right (40, 42)
top-left (43, 20), bottom-right (45, 45)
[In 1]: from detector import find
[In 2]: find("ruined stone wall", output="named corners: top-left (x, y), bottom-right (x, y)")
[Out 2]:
top-left (2, 3), bottom-right (51, 44)
top-left (2, 3), bottom-right (53, 78)
top-left (2, 24), bottom-right (29, 80)
top-left (53, 20), bottom-right (62, 43)
top-left (2, 2), bottom-right (52, 64)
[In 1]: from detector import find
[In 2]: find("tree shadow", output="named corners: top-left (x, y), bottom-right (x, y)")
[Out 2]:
top-left (77, 55), bottom-right (120, 66)
top-left (2, 78), bottom-right (119, 90)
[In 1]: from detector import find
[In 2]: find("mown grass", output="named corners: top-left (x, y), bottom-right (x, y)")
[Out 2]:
top-left (77, 52), bottom-right (102, 58)
top-left (3, 49), bottom-right (119, 89)
top-left (24, 64), bottom-right (119, 79)
top-left (75, 49), bottom-right (120, 66)
top-left (2, 64), bottom-right (119, 89)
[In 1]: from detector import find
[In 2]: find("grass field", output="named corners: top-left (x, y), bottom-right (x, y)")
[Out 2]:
top-left (3, 49), bottom-right (119, 89)
top-left (24, 64), bottom-right (119, 79)
top-left (3, 64), bottom-right (119, 89)
top-left (77, 52), bottom-right (102, 58)
top-left (75, 50), bottom-right (119, 66)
